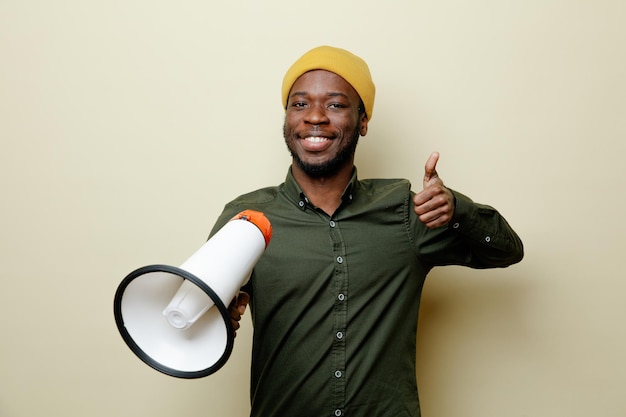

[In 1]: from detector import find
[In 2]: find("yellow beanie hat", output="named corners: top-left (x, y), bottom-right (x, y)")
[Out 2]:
top-left (281, 46), bottom-right (376, 120)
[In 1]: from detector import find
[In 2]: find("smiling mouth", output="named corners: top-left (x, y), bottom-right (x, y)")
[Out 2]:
top-left (303, 136), bottom-right (330, 143)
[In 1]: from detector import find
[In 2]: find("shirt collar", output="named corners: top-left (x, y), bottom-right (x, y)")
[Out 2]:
top-left (283, 166), bottom-right (358, 211)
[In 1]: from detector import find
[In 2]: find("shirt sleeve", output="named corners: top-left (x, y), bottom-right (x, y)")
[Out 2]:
top-left (207, 203), bottom-right (248, 239)
top-left (414, 189), bottom-right (524, 269)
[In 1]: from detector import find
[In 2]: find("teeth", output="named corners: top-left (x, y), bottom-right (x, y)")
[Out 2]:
top-left (304, 136), bottom-right (328, 142)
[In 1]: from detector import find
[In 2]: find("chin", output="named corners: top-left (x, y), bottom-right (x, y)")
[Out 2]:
top-left (293, 155), bottom-right (348, 178)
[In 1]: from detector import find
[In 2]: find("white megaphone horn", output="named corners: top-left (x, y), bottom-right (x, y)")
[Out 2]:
top-left (113, 210), bottom-right (272, 379)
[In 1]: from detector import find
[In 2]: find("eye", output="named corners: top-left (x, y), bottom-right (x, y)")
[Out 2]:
top-left (291, 101), bottom-right (307, 109)
top-left (327, 103), bottom-right (347, 110)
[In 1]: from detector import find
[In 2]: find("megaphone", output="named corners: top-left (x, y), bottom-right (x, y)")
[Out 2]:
top-left (113, 210), bottom-right (271, 379)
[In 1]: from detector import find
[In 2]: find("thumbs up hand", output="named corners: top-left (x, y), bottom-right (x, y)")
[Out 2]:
top-left (413, 152), bottom-right (455, 228)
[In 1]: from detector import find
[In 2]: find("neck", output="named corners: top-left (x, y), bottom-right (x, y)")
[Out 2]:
top-left (292, 163), bottom-right (354, 216)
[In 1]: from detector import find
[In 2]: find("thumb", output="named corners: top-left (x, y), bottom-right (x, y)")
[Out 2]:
top-left (237, 291), bottom-right (250, 314)
top-left (423, 152), bottom-right (440, 189)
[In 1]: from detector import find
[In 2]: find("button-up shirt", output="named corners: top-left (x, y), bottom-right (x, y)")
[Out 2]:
top-left (210, 167), bottom-right (523, 417)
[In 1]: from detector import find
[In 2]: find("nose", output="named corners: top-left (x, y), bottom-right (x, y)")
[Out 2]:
top-left (304, 104), bottom-right (330, 125)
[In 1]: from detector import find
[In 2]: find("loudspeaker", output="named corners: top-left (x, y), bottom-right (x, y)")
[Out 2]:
top-left (113, 210), bottom-right (271, 379)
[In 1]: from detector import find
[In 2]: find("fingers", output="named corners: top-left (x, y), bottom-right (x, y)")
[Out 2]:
top-left (229, 291), bottom-right (250, 336)
top-left (414, 187), bottom-right (453, 227)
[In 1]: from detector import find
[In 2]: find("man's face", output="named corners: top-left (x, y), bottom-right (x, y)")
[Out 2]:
top-left (283, 70), bottom-right (368, 178)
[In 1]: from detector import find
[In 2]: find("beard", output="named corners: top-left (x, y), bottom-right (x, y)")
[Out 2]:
top-left (284, 125), bottom-right (360, 178)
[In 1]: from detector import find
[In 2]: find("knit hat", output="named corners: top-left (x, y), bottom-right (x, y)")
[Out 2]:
top-left (281, 46), bottom-right (376, 120)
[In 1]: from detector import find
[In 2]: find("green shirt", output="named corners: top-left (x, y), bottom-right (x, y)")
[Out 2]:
top-left (210, 167), bottom-right (523, 417)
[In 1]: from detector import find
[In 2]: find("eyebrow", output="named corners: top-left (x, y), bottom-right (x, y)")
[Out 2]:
top-left (290, 91), bottom-right (350, 100)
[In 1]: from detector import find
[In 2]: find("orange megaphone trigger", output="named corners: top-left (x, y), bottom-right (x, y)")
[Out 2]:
top-left (232, 210), bottom-right (273, 248)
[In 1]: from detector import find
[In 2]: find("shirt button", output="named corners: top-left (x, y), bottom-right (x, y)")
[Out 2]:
top-left (336, 331), bottom-right (344, 340)
top-left (338, 293), bottom-right (345, 301)
top-left (485, 236), bottom-right (491, 242)
top-left (330, 220), bottom-right (336, 227)
top-left (334, 410), bottom-right (342, 416)
top-left (452, 222), bottom-right (460, 229)
top-left (334, 370), bottom-right (343, 378)
top-left (336, 256), bottom-right (344, 264)
top-left (298, 201), bottom-right (305, 208)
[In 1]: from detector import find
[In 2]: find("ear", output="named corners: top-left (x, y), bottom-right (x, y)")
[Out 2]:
top-left (359, 114), bottom-right (369, 137)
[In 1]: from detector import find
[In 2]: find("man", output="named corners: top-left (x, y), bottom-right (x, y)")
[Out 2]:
top-left (211, 46), bottom-right (523, 417)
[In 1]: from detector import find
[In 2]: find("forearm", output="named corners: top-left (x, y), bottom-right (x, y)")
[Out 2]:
top-left (414, 189), bottom-right (524, 269)
top-left (448, 190), bottom-right (524, 268)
